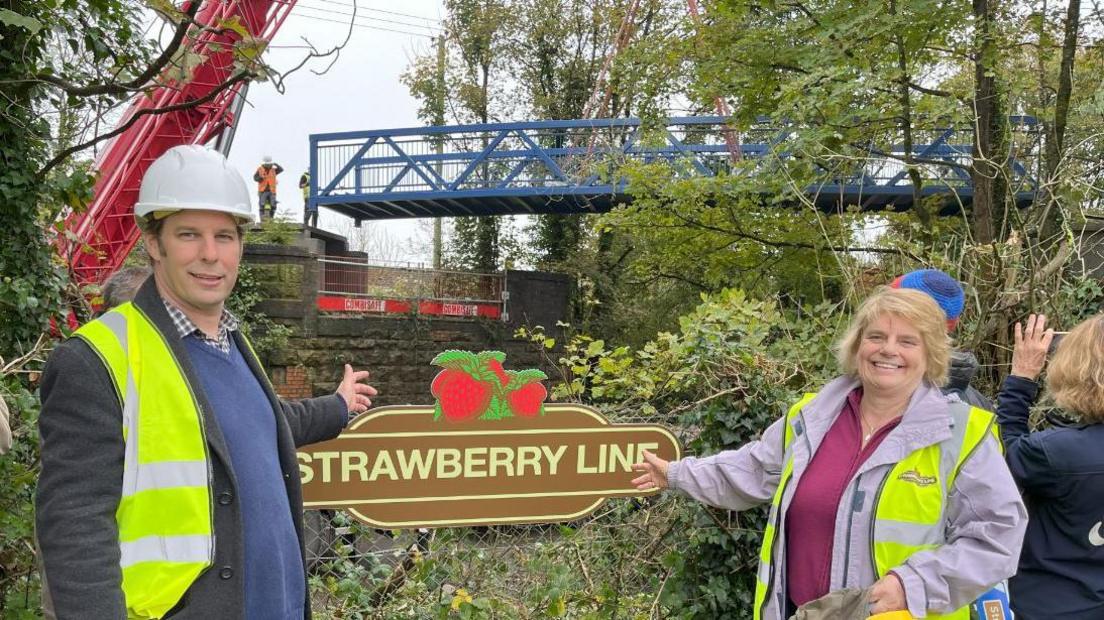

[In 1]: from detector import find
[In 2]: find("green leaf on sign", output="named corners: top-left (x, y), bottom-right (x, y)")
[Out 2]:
top-left (506, 369), bottom-right (547, 390)
top-left (479, 396), bottom-right (512, 421)
top-left (476, 350), bottom-right (506, 364)
top-left (431, 350), bottom-right (475, 369)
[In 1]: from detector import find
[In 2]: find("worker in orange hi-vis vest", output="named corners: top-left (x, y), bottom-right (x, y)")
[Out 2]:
top-left (253, 155), bottom-right (283, 221)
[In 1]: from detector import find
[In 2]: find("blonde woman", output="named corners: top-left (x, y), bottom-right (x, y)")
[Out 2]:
top-left (998, 313), bottom-right (1104, 619)
top-left (633, 288), bottom-right (1026, 619)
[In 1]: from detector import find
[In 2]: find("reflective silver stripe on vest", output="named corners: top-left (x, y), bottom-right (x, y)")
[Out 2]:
top-left (119, 534), bottom-right (213, 568)
top-left (133, 461), bottom-right (209, 493)
top-left (757, 557), bottom-right (771, 584)
top-left (872, 517), bottom-right (945, 547)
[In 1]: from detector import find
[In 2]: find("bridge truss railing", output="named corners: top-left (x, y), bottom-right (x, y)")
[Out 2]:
top-left (309, 116), bottom-right (1040, 217)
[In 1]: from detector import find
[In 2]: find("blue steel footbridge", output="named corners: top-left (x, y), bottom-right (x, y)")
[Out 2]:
top-left (308, 116), bottom-right (1039, 222)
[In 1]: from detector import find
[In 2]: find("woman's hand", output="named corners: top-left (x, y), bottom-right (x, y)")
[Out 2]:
top-left (1011, 314), bottom-right (1054, 381)
top-left (630, 450), bottom-right (670, 491)
top-left (868, 573), bottom-right (907, 614)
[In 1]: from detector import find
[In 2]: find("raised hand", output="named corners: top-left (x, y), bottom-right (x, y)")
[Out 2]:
top-left (1012, 314), bottom-right (1054, 381)
top-left (336, 364), bottom-right (378, 415)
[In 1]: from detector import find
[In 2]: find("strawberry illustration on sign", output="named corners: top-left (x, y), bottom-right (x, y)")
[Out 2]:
top-left (430, 350), bottom-right (548, 421)
top-left (504, 374), bottom-right (547, 417)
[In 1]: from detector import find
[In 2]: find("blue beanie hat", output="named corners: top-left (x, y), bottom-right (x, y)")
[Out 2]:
top-left (890, 269), bottom-right (964, 330)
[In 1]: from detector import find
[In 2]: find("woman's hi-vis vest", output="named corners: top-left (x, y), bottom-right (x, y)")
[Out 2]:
top-left (256, 165), bottom-right (277, 192)
top-left (75, 303), bottom-right (213, 619)
top-left (752, 393), bottom-right (999, 620)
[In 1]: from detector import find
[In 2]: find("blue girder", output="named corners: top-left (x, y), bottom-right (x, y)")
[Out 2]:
top-left (308, 116), bottom-right (1038, 221)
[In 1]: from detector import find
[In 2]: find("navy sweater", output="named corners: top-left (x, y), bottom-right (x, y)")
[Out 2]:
top-left (185, 337), bottom-right (305, 620)
top-left (997, 375), bottom-right (1104, 620)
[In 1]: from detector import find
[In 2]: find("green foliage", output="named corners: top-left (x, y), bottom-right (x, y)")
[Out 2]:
top-left (245, 217), bottom-right (302, 246)
top-left (522, 289), bottom-right (840, 409)
top-left (0, 375), bottom-right (44, 616)
top-left (0, 8), bottom-right (94, 608)
top-left (1053, 277), bottom-right (1104, 326)
top-left (516, 289), bottom-right (844, 617)
top-left (448, 216), bottom-right (502, 272)
top-left (606, 159), bottom-right (859, 304)
top-left (226, 263), bottom-right (293, 362)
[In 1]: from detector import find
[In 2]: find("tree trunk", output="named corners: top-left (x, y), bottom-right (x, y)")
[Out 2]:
top-left (970, 0), bottom-right (1008, 244)
top-left (475, 61), bottom-right (498, 271)
top-left (1038, 0), bottom-right (1080, 242)
top-left (888, 0), bottom-right (928, 233)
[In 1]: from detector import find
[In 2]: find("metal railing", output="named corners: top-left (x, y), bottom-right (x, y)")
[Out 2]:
top-left (309, 115), bottom-right (1041, 220)
top-left (316, 256), bottom-right (506, 320)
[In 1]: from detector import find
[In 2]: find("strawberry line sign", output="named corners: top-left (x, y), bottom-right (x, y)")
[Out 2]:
top-left (297, 350), bottom-right (682, 528)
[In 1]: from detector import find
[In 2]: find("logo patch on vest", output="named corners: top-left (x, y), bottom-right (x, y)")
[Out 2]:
top-left (982, 600), bottom-right (1008, 620)
top-left (897, 469), bottom-right (937, 487)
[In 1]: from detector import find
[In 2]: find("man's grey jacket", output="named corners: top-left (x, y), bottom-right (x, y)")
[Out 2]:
top-left (36, 278), bottom-right (348, 619)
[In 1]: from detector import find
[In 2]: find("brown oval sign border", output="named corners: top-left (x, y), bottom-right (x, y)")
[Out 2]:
top-left (298, 404), bottom-right (682, 529)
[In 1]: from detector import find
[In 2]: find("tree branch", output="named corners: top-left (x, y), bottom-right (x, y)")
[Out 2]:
top-left (268, 0), bottom-right (359, 94)
top-left (907, 81), bottom-right (954, 98)
top-left (36, 70), bottom-right (254, 178)
top-left (857, 143), bottom-right (975, 174)
top-left (33, 1), bottom-right (202, 98)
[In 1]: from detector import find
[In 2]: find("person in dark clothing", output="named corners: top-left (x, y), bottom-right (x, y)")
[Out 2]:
top-left (998, 313), bottom-right (1104, 620)
top-left (945, 350), bottom-right (993, 410)
top-left (890, 269), bottom-right (993, 410)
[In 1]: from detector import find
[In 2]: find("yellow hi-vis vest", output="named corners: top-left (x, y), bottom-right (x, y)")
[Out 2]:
top-left (752, 393), bottom-right (999, 620)
top-left (75, 303), bottom-right (213, 619)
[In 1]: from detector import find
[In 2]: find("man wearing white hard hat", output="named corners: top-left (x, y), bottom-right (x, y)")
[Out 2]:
top-left (254, 154), bottom-right (283, 222)
top-left (36, 145), bottom-right (377, 619)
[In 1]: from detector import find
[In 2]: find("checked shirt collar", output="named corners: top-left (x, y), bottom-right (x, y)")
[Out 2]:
top-left (162, 299), bottom-right (240, 355)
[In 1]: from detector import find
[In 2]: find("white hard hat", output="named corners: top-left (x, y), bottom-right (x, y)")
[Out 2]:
top-left (134, 145), bottom-right (255, 223)
top-left (263, 155), bottom-right (273, 163)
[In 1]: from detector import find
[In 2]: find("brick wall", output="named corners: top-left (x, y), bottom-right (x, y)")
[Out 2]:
top-left (270, 364), bottom-right (313, 400)
top-left (243, 244), bottom-right (570, 406)
top-left (265, 315), bottom-right (556, 406)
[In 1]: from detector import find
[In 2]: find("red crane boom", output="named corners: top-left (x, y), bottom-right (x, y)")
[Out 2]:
top-left (61, 0), bottom-right (297, 285)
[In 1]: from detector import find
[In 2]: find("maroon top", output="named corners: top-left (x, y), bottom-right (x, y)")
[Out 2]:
top-left (784, 388), bottom-right (901, 607)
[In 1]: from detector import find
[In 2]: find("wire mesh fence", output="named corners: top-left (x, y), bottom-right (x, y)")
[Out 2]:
top-left (320, 258), bottom-right (504, 305)
top-left (317, 258), bottom-right (506, 320)
top-left (304, 497), bottom-right (689, 619)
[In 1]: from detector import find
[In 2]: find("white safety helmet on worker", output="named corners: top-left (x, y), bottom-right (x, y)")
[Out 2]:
top-left (134, 145), bottom-right (255, 224)
top-left (263, 155), bottom-right (273, 164)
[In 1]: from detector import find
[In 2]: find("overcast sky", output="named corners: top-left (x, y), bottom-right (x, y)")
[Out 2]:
top-left (224, 0), bottom-right (445, 263)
